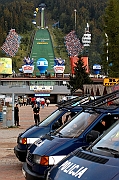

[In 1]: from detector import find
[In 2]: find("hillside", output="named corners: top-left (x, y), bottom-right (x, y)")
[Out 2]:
top-left (0, 0), bottom-right (108, 73)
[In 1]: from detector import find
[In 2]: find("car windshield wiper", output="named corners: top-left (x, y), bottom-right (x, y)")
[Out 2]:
top-left (97, 146), bottom-right (119, 156)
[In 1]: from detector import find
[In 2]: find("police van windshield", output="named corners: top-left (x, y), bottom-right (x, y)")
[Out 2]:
top-left (39, 109), bottom-right (64, 126)
top-left (92, 120), bottom-right (119, 156)
top-left (58, 111), bottom-right (99, 138)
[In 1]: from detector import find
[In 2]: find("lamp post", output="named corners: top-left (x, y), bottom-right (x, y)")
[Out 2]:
top-left (74, 9), bottom-right (77, 31)
top-left (105, 33), bottom-right (108, 76)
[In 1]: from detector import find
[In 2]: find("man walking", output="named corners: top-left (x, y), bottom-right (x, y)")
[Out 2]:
top-left (33, 103), bottom-right (40, 125)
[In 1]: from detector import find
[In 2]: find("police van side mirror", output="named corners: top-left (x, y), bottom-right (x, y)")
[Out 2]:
top-left (86, 130), bottom-right (100, 143)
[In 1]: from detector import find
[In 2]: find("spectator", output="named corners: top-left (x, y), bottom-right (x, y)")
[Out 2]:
top-left (31, 97), bottom-right (36, 108)
top-left (19, 97), bottom-right (23, 107)
top-left (36, 97), bottom-right (41, 108)
top-left (64, 30), bottom-right (83, 57)
top-left (46, 98), bottom-right (50, 107)
top-left (23, 97), bottom-right (27, 106)
top-left (41, 98), bottom-right (45, 108)
top-left (33, 103), bottom-right (40, 125)
top-left (14, 104), bottom-right (20, 126)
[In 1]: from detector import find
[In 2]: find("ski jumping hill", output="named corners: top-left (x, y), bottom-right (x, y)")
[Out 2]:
top-left (30, 28), bottom-right (55, 76)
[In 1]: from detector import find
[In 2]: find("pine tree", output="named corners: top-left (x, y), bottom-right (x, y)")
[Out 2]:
top-left (103, 0), bottom-right (119, 77)
top-left (67, 56), bottom-right (92, 94)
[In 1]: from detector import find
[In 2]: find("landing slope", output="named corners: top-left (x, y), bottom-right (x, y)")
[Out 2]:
top-left (30, 29), bottom-right (55, 76)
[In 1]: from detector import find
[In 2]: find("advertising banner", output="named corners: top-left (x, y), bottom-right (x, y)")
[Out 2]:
top-left (53, 66), bottom-right (65, 73)
top-left (103, 78), bottom-right (119, 86)
top-left (22, 65), bottom-right (34, 73)
top-left (0, 57), bottom-right (12, 74)
top-left (70, 56), bottom-right (79, 74)
top-left (70, 56), bottom-right (89, 74)
top-left (30, 86), bottom-right (53, 91)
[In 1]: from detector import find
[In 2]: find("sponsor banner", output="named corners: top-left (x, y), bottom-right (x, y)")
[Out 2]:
top-left (54, 66), bottom-right (65, 73)
top-left (35, 94), bottom-right (50, 97)
top-left (0, 57), bottom-right (12, 74)
top-left (37, 42), bottom-right (48, 44)
top-left (5, 97), bottom-right (12, 102)
top-left (30, 86), bottom-right (53, 91)
top-left (93, 64), bottom-right (101, 69)
top-left (34, 90), bottom-right (51, 93)
top-left (103, 78), bottom-right (119, 86)
top-left (70, 56), bottom-right (89, 74)
top-left (22, 65), bottom-right (34, 73)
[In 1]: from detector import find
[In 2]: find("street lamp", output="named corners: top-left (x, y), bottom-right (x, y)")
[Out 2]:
top-left (74, 9), bottom-right (77, 31)
top-left (105, 33), bottom-right (108, 76)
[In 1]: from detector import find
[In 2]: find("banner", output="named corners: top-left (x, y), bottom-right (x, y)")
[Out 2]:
top-left (53, 66), bottom-right (65, 73)
top-left (0, 57), bottom-right (12, 74)
top-left (22, 65), bottom-right (34, 73)
top-left (53, 57), bottom-right (65, 73)
top-left (70, 56), bottom-right (89, 74)
top-left (30, 86), bottom-right (53, 91)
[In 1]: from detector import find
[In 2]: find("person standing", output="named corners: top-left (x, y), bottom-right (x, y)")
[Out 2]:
top-left (46, 98), bottom-right (50, 107)
top-left (36, 97), bottom-right (41, 108)
top-left (33, 104), bottom-right (40, 125)
top-left (40, 98), bottom-right (45, 108)
top-left (31, 96), bottom-right (36, 108)
top-left (14, 104), bottom-right (20, 126)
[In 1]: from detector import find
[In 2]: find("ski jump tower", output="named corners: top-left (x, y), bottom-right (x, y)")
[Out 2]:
top-left (39, 3), bottom-right (46, 29)
top-left (82, 23), bottom-right (91, 47)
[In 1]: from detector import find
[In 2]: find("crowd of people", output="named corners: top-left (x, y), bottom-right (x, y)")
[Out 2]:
top-left (64, 30), bottom-right (83, 57)
top-left (1, 29), bottom-right (21, 57)
top-left (17, 96), bottom-right (50, 108)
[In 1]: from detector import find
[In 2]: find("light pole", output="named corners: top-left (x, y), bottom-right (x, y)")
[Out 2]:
top-left (74, 9), bottom-right (77, 31)
top-left (105, 33), bottom-right (108, 76)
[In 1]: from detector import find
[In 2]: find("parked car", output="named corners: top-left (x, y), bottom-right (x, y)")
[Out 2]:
top-left (47, 119), bottom-right (119, 180)
top-left (14, 95), bottom-right (90, 162)
top-left (22, 90), bottom-right (119, 180)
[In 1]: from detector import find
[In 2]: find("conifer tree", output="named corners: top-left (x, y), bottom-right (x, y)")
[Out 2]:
top-left (67, 55), bottom-right (92, 94)
top-left (103, 0), bottom-right (119, 77)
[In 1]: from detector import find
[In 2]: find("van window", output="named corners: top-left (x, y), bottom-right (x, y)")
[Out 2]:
top-left (93, 115), bottom-right (119, 135)
top-left (92, 121), bottom-right (119, 156)
top-left (58, 112), bottom-right (99, 138)
top-left (39, 109), bottom-right (64, 126)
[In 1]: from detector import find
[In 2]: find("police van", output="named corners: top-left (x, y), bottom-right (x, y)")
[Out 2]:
top-left (47, 120), bottom-right (119, 180)
top-left (22, 91), bottom-right (119, 180)
top-left (14, 95), bottom-right (89, 162)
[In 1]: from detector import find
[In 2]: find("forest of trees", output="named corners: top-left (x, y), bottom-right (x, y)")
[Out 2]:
top-left (0, 0), bottom-right (119, 77)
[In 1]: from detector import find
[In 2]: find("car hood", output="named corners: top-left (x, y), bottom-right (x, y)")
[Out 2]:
top-left (20, 126), bottom-right (49, 138)
top-left (49, 155), bottom-right (119, 180)
top-left (30, 136), bottom-right (73, 156)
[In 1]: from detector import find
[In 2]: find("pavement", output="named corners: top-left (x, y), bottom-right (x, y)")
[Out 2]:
top-left (0, 104), bottom-right (57, 180)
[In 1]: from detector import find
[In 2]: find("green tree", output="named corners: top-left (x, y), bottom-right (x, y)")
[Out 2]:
top-left (102, 0), bottom-right (119, 77)
top-left (67, 55), bottom-right (92, 94)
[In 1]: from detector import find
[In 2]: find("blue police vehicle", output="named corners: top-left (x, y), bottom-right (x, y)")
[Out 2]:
top-left (46, 120), bottom-right (119, 180)
top-left (22, 90), bottom-right (119, 180)
top-left (14, 95), bottom-right (89, 162)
